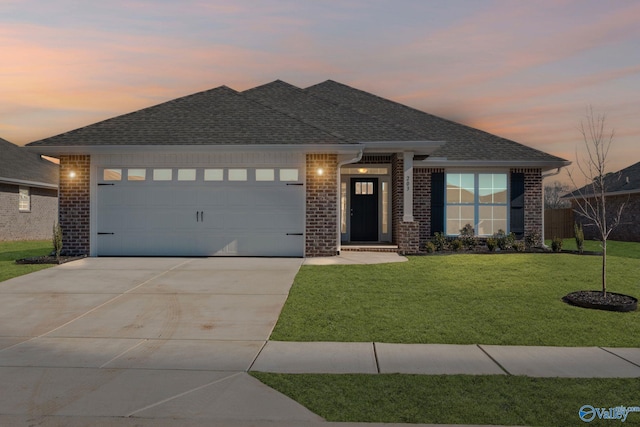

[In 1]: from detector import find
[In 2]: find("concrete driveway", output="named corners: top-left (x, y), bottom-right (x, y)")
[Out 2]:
top-left (0, 257), bottom-right (323, 426)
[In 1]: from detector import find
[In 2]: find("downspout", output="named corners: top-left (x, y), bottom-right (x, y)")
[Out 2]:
top-left (336, 147), bottom-right (364, 254)
top-left (540, 167), bottom-right (565, 245)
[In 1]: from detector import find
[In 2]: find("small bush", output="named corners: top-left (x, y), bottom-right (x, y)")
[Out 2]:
top-left (53, 222), bottom-right (63, 260)
top-left (495, 230), bottom-right (515, 251)
top-left (525, 232), bottom-right (542, 249)
top-left (450, 239), bottom-right (463, 252)
top-left (458, 224), bottom-right (477, 249)
top-left (551, 236), bottom-right (563, 253)
top-left (574, 222), bottom-right (584, 254)
top-left (424, 241), bottom-right (436, 253)
top-left (513, 240), bottom-right (526, 252)
top-left (433, 232), bottom-right (449, 251)
top-left (485, 237), bottom-right (498, 252)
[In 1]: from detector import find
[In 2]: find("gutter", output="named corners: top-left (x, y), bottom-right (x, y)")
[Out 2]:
top-left (0, 176), bottom-right (58, 190)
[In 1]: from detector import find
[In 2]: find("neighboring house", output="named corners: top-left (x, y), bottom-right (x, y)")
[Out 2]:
top-left (564, 161), bottom-right (640, 242)
top-left (0, 137), bottom-right (58, 241)
top-left (26, 80), bottom-right (569, 257)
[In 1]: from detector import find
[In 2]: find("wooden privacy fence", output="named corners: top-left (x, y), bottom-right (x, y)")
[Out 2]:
top-left (544, 208), bottom-right (575, 239)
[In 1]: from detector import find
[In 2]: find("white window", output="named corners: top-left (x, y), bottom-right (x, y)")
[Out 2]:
top-left (177, 169), bottom-right (196, 181)
top-left (256, 169), bottom-right (275, 181)
top-left (446, 173), bottom-right (508, 236)
top-left (153, 169), bottom-right (172, 181)
top-left (382, 181), bottom-right (389, 234)
top-left (340, 182), bottom-right (347, 234)
top-left (103, 168), bottom-right (122, 181)
top-left (228, 169), bottom-right (247, 181)
top-left (19, 187), bottom-right (30, 211)
top-left (355, 181), bottom-right (374, 195)
top-left (127, 169), bottom-right (146, 181)
top-left (204, 169), bottom-right (223, 181)
top-left (279, 169), bottom-right (299, 181)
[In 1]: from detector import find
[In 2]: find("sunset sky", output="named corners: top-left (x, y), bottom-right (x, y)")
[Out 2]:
top-left (2, 0), bottom-right (639, 185)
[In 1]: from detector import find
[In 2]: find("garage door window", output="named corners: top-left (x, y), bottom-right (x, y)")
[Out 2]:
top-left (128, 169), bottom-right (146, 181)
top-left (256, 169), bottom-right (275, 181)
top-left (178, 169), bottom-right (196, 181)
top-left (280, 169), bottom-right (299, 181)
top-left (103, 169), bottom-right (122, 181)
top-left (229, 169), bottom-right (247, 181)
top-left (153, 169), bottom-right (172, 181)
top-left (204, 169), bottom-right (223, 181)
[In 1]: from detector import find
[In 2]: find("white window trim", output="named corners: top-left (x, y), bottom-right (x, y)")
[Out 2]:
top-left (19, 186), bottom-right (31, 212)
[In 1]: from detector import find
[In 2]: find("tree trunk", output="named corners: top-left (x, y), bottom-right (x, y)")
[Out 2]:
top-left (602, 241), bottom-right (607, 297)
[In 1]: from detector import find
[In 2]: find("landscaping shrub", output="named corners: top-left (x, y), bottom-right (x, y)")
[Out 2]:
top-left (495, 230), bottom-right (515, 250)
top-left (458, 224), bottom-right (477, 249)
top-left (432, 232), bottom-right (449, 251)
top-left (424, 241), bottom-right (436, 253)
top-left (513, 240), bottom-right (526, 252)
top-left (551, 236), bottom-right (563, 252)
top-left (525, 231), bottom-right (542, 249)
top-left (450, 239), bottom-right (463, 252)
top-left (485, 237), bottom-right (498, 252)
top-left (574, 222), bottom-right (584, 254)
top-left (53, 222), bottom-right (63, 260)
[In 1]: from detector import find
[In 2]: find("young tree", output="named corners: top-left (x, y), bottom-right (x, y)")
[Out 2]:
top-left (544, 181), bottom-right (572, 209)
top-left (568, 107), bottom-right (626, 297)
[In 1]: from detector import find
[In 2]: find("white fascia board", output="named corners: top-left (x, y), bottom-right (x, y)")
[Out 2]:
top-left (0, 176), bottom-right (58, 189)
top-left (26, 144), bottom-right (366, 156)
top-left (418, 159), bottom-right (572, 171)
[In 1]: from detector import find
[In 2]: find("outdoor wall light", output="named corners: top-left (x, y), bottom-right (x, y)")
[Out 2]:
top-left (317, 168), bottom-right (324, 176)
top-left (69, 171), bottom-right (77, 178)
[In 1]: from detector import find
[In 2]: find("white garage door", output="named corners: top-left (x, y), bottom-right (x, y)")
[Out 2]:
top-left (96, 166), bottom-right (305, 256)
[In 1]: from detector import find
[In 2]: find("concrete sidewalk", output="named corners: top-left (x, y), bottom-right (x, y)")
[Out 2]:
top-left (251, 341), bottom-right (640, 378)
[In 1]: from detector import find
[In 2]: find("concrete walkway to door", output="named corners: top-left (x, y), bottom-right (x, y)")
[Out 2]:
top-left (0, 257), bottom-right (326, 426)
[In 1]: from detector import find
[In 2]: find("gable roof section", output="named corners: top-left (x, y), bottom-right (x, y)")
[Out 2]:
top-left (306, 80), bottom-right (568, 163)
top-left (26, 79), bottom-right (569, 168)
top-left (28, 86), bottom-right (345, 147)
top-left (565, 161), bottom-right (640, 198)
top-left (243, 80), bottom-right (424, 143)
top-left (0, 137), bottom-right (58, 188)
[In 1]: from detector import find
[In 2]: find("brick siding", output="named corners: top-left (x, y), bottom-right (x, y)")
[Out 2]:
top-left (0, 183), bottom-right (58, 241)
top-left (414, 167), bottom-right (444, 249)
top-left (512, 168), bottom-right (543, 240)
top-left (305, 153), bottom-right (338, 256)
top-left (573, 193), bottom-right (640, 242)
top-left (59, 155), bottom-right (91, 255)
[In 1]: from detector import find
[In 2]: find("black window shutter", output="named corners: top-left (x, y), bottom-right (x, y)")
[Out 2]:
top-left (431, 172), bottom-right (445, 235)
top-left (510, 173), bottom-right (525, 238)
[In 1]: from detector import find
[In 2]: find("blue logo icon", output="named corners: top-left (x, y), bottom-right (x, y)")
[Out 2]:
top-left (580, 405), bottom-right (596, 422)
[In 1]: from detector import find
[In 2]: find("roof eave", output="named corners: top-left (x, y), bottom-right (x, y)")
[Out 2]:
top-left (0, 176), bottom-right (58, 189)
top-left (418, 158), bottom-right (571, 171)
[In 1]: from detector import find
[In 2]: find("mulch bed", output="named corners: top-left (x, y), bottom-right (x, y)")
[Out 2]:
top-left (562, 290), bottom-right (638, 312)
top-left (15, 255), bottom-right (86, 265)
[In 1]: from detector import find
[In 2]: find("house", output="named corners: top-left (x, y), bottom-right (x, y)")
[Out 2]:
top-left (565, 161), bottom-right (640, 242)
top-left (26, 80), bottom-right (569, 257)
top-left (0, 137), bottom-right (58, 241)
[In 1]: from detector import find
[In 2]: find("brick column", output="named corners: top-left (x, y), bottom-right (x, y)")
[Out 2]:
top-left (306, 154), bottom-right (338, 257)
top-left (512, 168), bottom-right (543, 241)
top-left (59, 155), bottom-right (91, 256)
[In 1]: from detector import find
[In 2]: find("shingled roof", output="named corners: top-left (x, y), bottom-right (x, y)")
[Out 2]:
top-left (0, 137), bottom-right (58, 188)
top-left (27, 79), bottom-right (569, 166)
top-left (566, 161), bottom-right (640, 198)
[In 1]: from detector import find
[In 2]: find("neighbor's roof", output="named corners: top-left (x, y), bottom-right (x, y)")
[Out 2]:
top-left (27, 79), bottom-right (569, 166)
top-left (0, 137), bottom-right (58, 188)
top-left (565, 161), bottom-right (640, 198)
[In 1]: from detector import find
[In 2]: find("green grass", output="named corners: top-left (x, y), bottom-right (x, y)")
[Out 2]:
top-left (0, 240), bottom-right (54, 282)
top-left (271, 240), bottom-right (640, 346)
top-left (252, 373), bottom-right (640, 426)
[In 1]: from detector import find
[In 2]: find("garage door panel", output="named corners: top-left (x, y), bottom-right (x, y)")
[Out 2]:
top-left (97, 166), bottom-right (304, 257)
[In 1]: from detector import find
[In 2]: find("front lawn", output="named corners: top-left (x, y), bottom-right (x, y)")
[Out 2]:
top-left (252, 373), bottom-right (640, 426)
top-left (0, 240), bottom-right (54, 282)
top-left (271, 240), bottom-right (640, 346)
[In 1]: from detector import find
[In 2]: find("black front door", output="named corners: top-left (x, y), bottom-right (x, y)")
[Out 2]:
top-left (350, 177), bottom-right (378, 241)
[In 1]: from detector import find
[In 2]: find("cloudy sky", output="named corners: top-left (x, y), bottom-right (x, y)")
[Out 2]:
top-left (2, 0), bottom-right (639, 184)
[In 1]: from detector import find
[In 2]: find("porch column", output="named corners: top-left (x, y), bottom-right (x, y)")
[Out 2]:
top-left (403, 151), bottom-right (414, 222)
